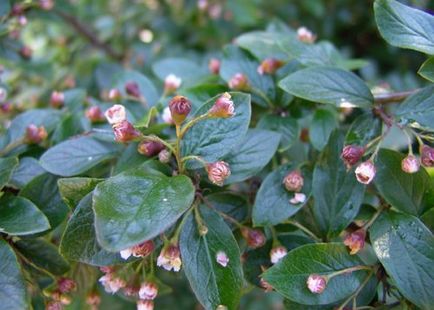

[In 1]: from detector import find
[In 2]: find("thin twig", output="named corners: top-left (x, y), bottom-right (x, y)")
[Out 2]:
top-left (374, 89), bottom-right (419, 104)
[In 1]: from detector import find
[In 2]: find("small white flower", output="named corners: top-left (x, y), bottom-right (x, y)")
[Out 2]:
top-left (164, 74), bottom-right (182, 91)
top-left (289, 193), bottom-right (306, 204)
top-left (215, 251), bottom-right (229, 267)
top-left (162, 106), bottom-right (174, 124)
top-left (120, 248), bottom-right (133, 260)
top-left (137, 300), bottom-right (154, 310)
top-left (297, 27), bottom-right (316, 43)
top-left (157, 244), bottom-right (182, 272)
top-left (0, 87), bottom-right (7, 102)
top-left (355, 160), bottom-right (376, 184)
top-left (104, 104), bottom-right (126, 125)
top-left (139, 282), bottom-right (158, 300)
top-left (306, 274), bottom-right (327, 294)
top-left (99, 274), bottom-right (125, 294)
top-left (270, 246), bottom-right (288, 264)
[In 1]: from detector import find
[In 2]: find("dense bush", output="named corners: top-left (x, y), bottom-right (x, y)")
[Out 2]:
top-left (0, 0), bottom-right (434, 309)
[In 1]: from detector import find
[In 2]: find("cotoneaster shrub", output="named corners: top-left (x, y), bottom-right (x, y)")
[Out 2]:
top-left (0, 0), bottom-right (433, 309)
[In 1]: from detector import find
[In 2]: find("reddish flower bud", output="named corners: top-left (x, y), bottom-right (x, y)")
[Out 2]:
top-left (0, 102), bottom-right (12, 113)
top-left (216, 251), bottom-right (229, 267)
top-left (139, 281), bottom-right (158, 300)
top-left (299, 128), bottom-right (310, 143)
top-left (207, 161), bottom-right (231, 186)
top-left (228, 73), bottom-right (249, 90)
top-left (46, 301), bottom-right (62, 310)
top-left (85, 106), bottom-right (105, 123)
top-left (108, 88), bottom-right (122, 101)
top-left (158, 149), bottom-right (171, 163)
top-left (123, 285), bottom-right (140, 297)
top-left (208, 58), bottom-right (220, 74)
top-left (104, 104), bottom-right (126, 125)
top-left (26, 124), bottom-right (48, 144)
top-left (20, 46), bottom-right (32, 59)
top-left (50, 91), bottom-right (65, 108)
top-left (343, 229), bottom-right (366, 255)
top-left (113, 120), bottom-right (140, 143)
top-left (86, 292), bottom-right (101, 308)
top-left (99, 266), bottom-right (115, 274)
top-left (241, 227), bottom-right (266, 249)
top-left (57, 277), bottom-right (76, 293)
top-left (120, 240), bottom-right (154, 260)
top-left (11, 4), bottom-right (25, 16)
top-left (297, 27), bottom-right (317, 44)
top-left (208, 92), bottom-right (235, 118)
top-left (259, 277), bottom-right (274, 292)
top-left (306, 274), bottom-right (327, 294)
top-left (401, 155), bottom-right (420, 174)
top-left (137, 300), bottom-right (154, 310)
top-left (355, 160), bottom-right (376, 184)
top-left (39, 0), bottom-right (55, 10)
top-left (341, 145), bottom-right (365, 168)
top-left (257, 58), bottom-right (284, 75)
top-left (270, 246), bottom-right (288, 264)
top-left (164, 74), bottom-right (182, 94)
top-left (421, 145), bottom-right (434, 167)
top-left (283, 170), bottom-right (304, 192)
top-left (125, 81), bottom-right (141, 98)
top-left (169, 95), bottom-right (191, 125)
top-left (137, 141), bottom-right (165, 157)
top-left (157, 243), bottom-right (182, 272)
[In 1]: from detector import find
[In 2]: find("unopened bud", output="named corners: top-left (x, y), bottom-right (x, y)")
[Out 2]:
top-left (50, 91), bottom-right (65, 108)
top-left (341, 145), bottom-right (365, 168)
top-left (120, 240), bottom-right (154, 260)
top-left (355, 160), bottom-right (376, 184)
top-left (99, 274), bottom-right (126, 294)
top-left (158, 149), bottom-right (171, 163)
top-left (208, 92), bottom-right (235, 118)
top-left (0, 87), bottom-right (7, 102)
top-left (108, 88), bottom-right (122, 101)
top-left (208, 58), bottom-right (220, 74)
top-left (157, 243), bottom-right (182, 272)
top-left (137, 300), bottom-right (154, 310)
top-left (0, 102), bottom-right (12, 113)
top-left (39, 0), bottom-right (54, 10)
top-left (57, 277), bottom-right (76, 293)
top-left (60, 294), bottom-right (72, 305)
top-left (343, 229), bottom-right (366, 255)
top-left (46, 301), bottom-right (62, 310)
top-left (259, 277), bottom-right (273, 292)
top-left (125, 81), bottom-right (141, 98)
top-left (85, 106), bottom-right (105, 123)
top-left (137, 141), bottom-right (165, 157)
top-left (164, 74), bottom-right (182, 94)
top-left (19, 46), bottom-right (32, 59)
top-left (26, 124), bottom-right (48, 144)
top-left (241, 227), bottom-right (266, 249)
top-left (169, 95), bottom-right (191, 125)
top-left (228, 73), bottom-right (249, 90)
top-left (207, 161), bottom-right (231, 186)
top-left (420, 145), bottom-right (434, 167)
top-left (86, 292), bottom-right (101, 307)
top-left (297, 27), bottom-right (317, 44)
top-left (11, 4), bottom-right (24, 16)
top-left (104, 104), bottom-right (126, 124)
top-left (270, 246), bottom-right (288, 264)
top-left (139, 282), bottom-right (158, 300)
top-left (123, 285), bottom-right (139, 297)
top-left (215, 251), bottom-right (229, 267)
top-left (257, 58), bottom-right (284, 75)
top-left (306, 274), bottom-right (327, 294)
top-left (401, 155), bottom-right (420, 174)
top-left (283, 170), bottom-right (304, 192)
top-left (113, 120), bottom-right (140, 143)
top-left (18, 15), bottom-right (27, 26)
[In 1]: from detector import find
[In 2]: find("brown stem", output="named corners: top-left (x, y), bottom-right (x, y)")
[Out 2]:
top-left (373, 89), bottom-right (419, 104)
top-left (54, 9), bottom-right (123, 61)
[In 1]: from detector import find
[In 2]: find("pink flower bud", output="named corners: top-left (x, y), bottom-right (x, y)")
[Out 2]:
top-left (57, 277), bottom-right (76, 293)
top-left (162, 106), bottom-right (174, 124)
top-left (208, 58), bottom-right (220, 74)
top-left (46, 301), bottom-right (63, 310)
top-left (60, 295), bottom-right (72, 305)
top-left (99, 266), bottom-right (115, 274)
top-left (270, 246), bottom-right (288, 264)
top-left (341, 145), bottom-right (365, 168)
top-left (158, 149), bottom-right (171, 163)
top-left (85, 106), bottom-right (105, 123)
top-left (18, 15), bottom-right (27, 26)
top-left (355, 160), bottom-right (376, 185)
top-left (228, 73), bottom-right (249, 90)
top-left (137, 141), bottom-right (165, 157)
top-left (215, 251), bottom-right (229, 267)
top-left (105, 104), bottom-right (126, 125)
top-left (99, 274), bottom-right (126, 294)
top-left (343, 229), bottom-right (366, 255)
top-left (164, 74), bottom-right (182, 94)
top-left (108, 88), bottom-right (122, 101)
top-left (0, 102), bottom-right (12, 113)
top-left (125, 81), bottom-right (141, 98)
top-left (283, 170), bottom-right (304, 192)
top-left (120, 240), bottom-right (155, 260)
top-left (157, 243), bottom-right (182, 272)
top-left (259, 277), bottom-right (273, 292)
top-left (139, 282), bottom-right (158, 300)
top-left (297, 27), bottom-right (317, 44)
top-left (401, 155), bottom-right (420, 174)
top-left (86, 292), bottom-right (101, 307)
top-left (50, 91), bottom-right (65, 108)
top-left (0, 88), bottom-right (7, 102)
top-left (257, 58), bottom-right (284, 75)
top-left (26, 124), bottom-right (48, 144)
top-left (241, 228), bottom-right (266, 249)
top-left (113, 120), bottom-right (141, 143)
top-left (207, 161), bottom-right (231, 186)
top-left (169, 95), bottom-right (191, 125)
top-left (208, 92), bottom-right (235, 118)
top-left (11, 4), bottom-right (24, 16)
top-left (137, 300), bottom-right (154, 310)
top-left (289, 193), bottom-right (306, 205)
top-left (421, 145), bottom-right (434, 167)
top-left (306, 274), bottom-right (327, 294)
top-left (39, 0), bottom-right (54, 10)
top-left (124, 285), bottom-right (140, 297)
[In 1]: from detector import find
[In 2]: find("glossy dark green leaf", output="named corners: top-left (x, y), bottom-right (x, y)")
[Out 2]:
top-left (257, 114), bottom-right (299, 151)
top-left (263, 243), bottom-right (371, 305)
top-left (223, 129), bottom-right (280, 184)
top-left (418, 57), bottom-right (434, 82)
top-left (374, 0), bottom-right (434, 54)
top-left (312, 131), bottom-right (365, 239)
top-left (152, 58), bottom-right (207, 87)
top-left (60, 193), bottom-right (124, 266)
top-left (63, 88), bottom-right (86, 112)
top-left (0, 239), bottom-right (28, 310)
top-left (309, 109), bottom-right (338, 151)
top-left (180, 206), bottom-right (243, 310)
top-left (279, 67), bottom-right (373, 108)
top-left (93, 167), bottom-right (195, 251)
top-left (394, 86), bottom-right (434, 129)
top-left (0, 196), bottom-right (50, 236)
top-left (182, 92), bottom-right (251, 169)
top-left (374, 149), bottom-right (432, 216)
top-left (345, 114), bottom-right (382, 146)
top-left (20, 173), bottom-right (69, 230)
top-left (370, 211), bottom-right (434, 309)
top-left (253, 164), bottom-right (312, 226)
top-left (40, 136), bottom-right (120, 177)
top-left (235, 31), bottom-right (287, 60)
top-left (58, 177), bottom-right (103, 209)
top-left (9, 157), bottom-right (45, 188)
top-left (15, 238), bottom-right (69, 275)
top-left (113, 70), bottom-right (158, 107)
top-left (0, 157), bottom-right (18, 189)
top-left (51, 113), bottom-right (90, 144)
top-left (205, 193), bottom-right (248, 229)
